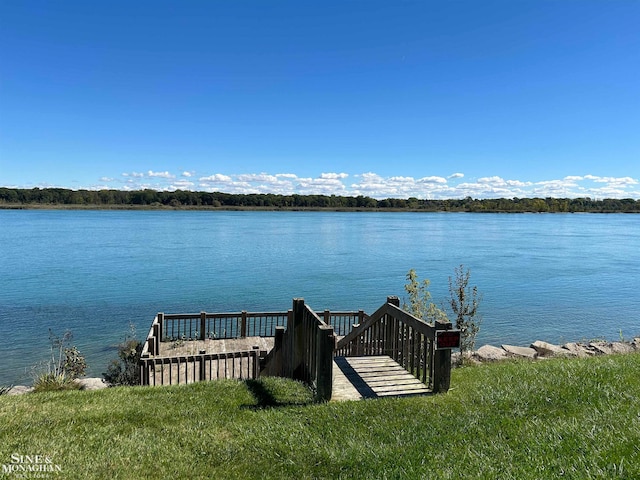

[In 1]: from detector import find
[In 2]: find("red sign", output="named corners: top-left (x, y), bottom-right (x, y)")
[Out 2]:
top-left (436, 330), bottom-right (461, 350)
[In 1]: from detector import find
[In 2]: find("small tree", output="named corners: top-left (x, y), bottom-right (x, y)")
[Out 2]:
top-left (32, 330), bottom-right (87, 392)
top-left (448, 264), bottom-right (481, 354)
top-left (403, 269), bottom-right (448, 323)
top-left (45, 329), bottom-right (87, 379)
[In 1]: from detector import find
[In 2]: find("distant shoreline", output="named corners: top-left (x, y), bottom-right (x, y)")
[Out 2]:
top-left (1, 188), bottom-right (639, 212)
top-left (1, 204), bottom-right (639, 214)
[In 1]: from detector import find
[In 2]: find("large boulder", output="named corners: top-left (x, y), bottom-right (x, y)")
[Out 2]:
top-left (589, 342), bottom-right (636, 355)
top-left (589, 342), bottom-right (614, 355)
top-left (531, 340), bottom-right (574, 357)
top-left (474, 345), bottom-right (509, 362)
top-left (7, 385), bottom-right (34, 396)
top-left (76, 378), bottom-right (108, 391)
top-left (502, 344), bottom-right (538, 359)
top-left (562, 342), bottom-right (595, 358)
top-left (610, 342), bottom-right (636, 354)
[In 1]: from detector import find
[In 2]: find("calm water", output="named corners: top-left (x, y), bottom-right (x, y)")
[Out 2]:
top-left (1, 210), bottom-right (639, 385)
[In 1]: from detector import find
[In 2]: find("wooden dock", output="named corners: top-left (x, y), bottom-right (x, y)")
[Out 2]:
top-left (331, 355), bottom-right (430, 401)
top-left (141, 299), bottom-right (457, 396)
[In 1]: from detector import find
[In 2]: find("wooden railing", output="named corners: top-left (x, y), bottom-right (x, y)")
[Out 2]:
top-left (261, 299), bottom-right (335, 401)
top-left (159, 311), bottom-right (291, 341)
top-left (140, 305), bottom-right (357, 389)
top-left (156, 310), bottom-right (363, 342)
top-left (140, 348), bottom-right (264, 386)
top-left (335, 296), bottom-right (457, 393)
top-left (320, 310), bottom-right (366, 337)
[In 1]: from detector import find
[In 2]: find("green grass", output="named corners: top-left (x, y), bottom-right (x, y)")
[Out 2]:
top-left (1, 355), bottom-right (639, 479)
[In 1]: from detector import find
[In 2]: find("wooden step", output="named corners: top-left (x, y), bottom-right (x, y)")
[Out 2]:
top-left (331, 356), bottom-right (431, 401)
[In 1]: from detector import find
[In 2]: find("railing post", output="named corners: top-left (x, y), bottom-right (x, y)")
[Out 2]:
top-left (241, 311), bottom-right (248, 337)
top-left (324, 310), bottom-right (330, 326)
top-left (284, 309), bottom-right (294, 377)
top-left (432, 320), bottom-right (453, 393)
top-left (152, 321), bottom-right (160, 356)
top-left (200, 312), bottom-right (206, 340)
top-left (199, 354), bottom-right (206, 382)
top-left (383, 313), bottom-right (393, 357)
top-left (147, 337), bottom-right (155, 356)
top-left (386, 297), bottom-right (401, 361)
top-left (158, 313), bottom-right (164, 341)
top-left (140, 359), bottom-right (149, 386)
top-left (252, 346), bottom-right (260, 378)
top-left (315, 325), bottom-right (335, 402)
top-left (291, 298), bottom-right (306, 380)
top-left (272, 326), bottom-right (285, 376)
top-left (387, 295), bottom-right (400, 307)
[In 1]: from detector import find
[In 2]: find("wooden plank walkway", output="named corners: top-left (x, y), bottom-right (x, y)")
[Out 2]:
top-left (332, 355), bottom-right (431, 401)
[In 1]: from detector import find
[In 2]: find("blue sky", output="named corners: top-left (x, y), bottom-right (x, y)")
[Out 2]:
top-left (1, 1), bottom-right (639, 199)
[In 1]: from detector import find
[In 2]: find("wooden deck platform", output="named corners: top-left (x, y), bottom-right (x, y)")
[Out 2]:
top-left (331, 355), bottom-right (431, 401)
top-left (158, 336), bottom-right (274, 357)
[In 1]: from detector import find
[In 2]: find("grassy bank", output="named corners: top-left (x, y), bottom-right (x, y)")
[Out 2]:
top-left (2, 354), bottom-right (639, 479)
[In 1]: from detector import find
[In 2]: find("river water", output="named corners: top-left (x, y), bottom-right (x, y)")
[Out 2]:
top-left (1, 210), bottom-right (638, 384)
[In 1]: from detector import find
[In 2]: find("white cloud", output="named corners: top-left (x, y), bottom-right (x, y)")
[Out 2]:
top-left (320, 172), bottom-right (349, 180)
top-left (388, 176), bottom-right (415, 183)
top-left (147, 170), bottom-right (175, 179)
top-left (199, 174), bottom-right (233, 183)
top-left (417, 176), bottom-right (447, 184)
top-left (506, 180), bottom-right (532, 187)
top-left (532, 180), bottom-right (579, 197)
top-left (602, 176), bottom-right (636, 186)
top-left (98, 170), bottom-right (640, 199)
top-left (564, 175), bottom-right (583, 182)
top-left (581, 175), bottom-right (638, 185)
top-left (477, 176), bottom-right (506, 185)
top-left (297, 174), bottom-right (347, 194)
top-left (237, 173), bottom-right (280, 184)
top-left (349, 174), bottom-right (453, 199)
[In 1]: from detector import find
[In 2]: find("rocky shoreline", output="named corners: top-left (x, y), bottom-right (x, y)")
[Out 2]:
top-left (459, 337), bottom-right (640, 364)
top-left (5, 338), bottom-right (640, 395)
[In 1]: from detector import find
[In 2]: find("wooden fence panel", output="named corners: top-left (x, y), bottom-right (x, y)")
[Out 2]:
top-left (140, 350), bottom-right (263, 386)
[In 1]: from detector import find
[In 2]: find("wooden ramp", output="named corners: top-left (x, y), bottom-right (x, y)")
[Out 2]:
top-left (331, 356), bottom-right (431, 401)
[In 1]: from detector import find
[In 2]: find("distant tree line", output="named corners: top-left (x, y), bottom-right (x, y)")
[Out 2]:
top-left (1, 187), bottom-right (639, 212)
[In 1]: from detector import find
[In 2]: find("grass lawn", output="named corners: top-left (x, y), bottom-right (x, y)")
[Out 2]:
top-left (1, 353), bottom-right (639, 479)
